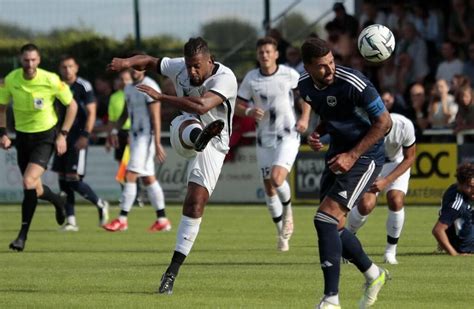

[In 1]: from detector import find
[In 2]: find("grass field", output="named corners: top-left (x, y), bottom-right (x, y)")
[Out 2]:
top-left (0, 203), bottom-right (472, 308)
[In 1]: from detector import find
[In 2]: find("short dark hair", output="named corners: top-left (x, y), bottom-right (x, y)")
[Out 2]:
top-left (456, 162), bottom-right (474, 185)
top-left (256, 37), bottom-right (278, 49)
top-left (183, 37), bottom-right (210, 58)
top-left (301, 38), bottom-right (331, 64)
top-left (59, 54), bottom-right (76, 64)
top-left (20, 43), bottom-right (40, 55)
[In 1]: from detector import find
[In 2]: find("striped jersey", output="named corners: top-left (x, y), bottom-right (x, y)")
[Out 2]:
top-left (439, 184), bottom-right (474, 253)
top-left (298, 65), bottom-right (386, 165)
top-left (237, 65), bottom-right (300, 147)
top-left (384, 113), bottom-right (416, 162)
top-left (158, 57), bottom-right (237, 153)
top-left (124, 76), bottom-right (161, 135)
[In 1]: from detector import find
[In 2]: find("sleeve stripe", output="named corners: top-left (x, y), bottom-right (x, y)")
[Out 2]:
top-left (237, 95), bottom-right (249, 102)
top-left (209, 89), bottom-right (226, 101)
top-left (335, 73), bottom-right (364, 92)
top-left (336, 68), bottom-right (367, 88)
top-left (451, 193), bottom-right (463, 210)
top-left (77, 77), bottom-right (93, 92)
top-left (298, 73), bottom-right (310, 82)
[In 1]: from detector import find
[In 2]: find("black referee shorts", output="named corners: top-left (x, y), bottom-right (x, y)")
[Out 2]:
top-left (15, 127), bottom-right (56, 174)
top-left (320, 159), bottom-right (382, 210)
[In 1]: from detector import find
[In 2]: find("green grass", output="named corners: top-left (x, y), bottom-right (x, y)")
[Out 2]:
top-left (0, 204), bottom-right (472, 308)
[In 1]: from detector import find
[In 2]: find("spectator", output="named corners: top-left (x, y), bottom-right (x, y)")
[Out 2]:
top-left (381, 89), bottom-right (409, 116)
top-left (285, 46), bottom-right (305, 75)
top-left (451, 74), bottom-right (471, 95)
top-left (386, 1), bottom-right (416, 38)
top-left (428, 79), bottom-right (458, 129)
top-left (267, 28), bottom-right (291, 64)
top-left (462, 42), bottom-right (474, 87)
top-left (447, 0), bottom-right (474, 53)
top-left (435, 41), bottom-right (464, 85)
top-left (454, 85), bottom-right (474, 135)
top-left (395, 22), bottom-right (429, 92)
top-left (325, 2), bottom-right (359, 39)
top-left (406, 83), bottom-right (430, 141)
top-left (377, 56), bottom-right (398, 94)
top-left (93, 74), bottom-right (113, 126)
top-left (359, 0), bottom-right (386, 29)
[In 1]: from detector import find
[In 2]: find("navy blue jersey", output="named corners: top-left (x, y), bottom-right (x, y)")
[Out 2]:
top-left (57, 77), bottom-right (95, 140)
top-left (298, 65), bottom-right (386, 165)
top-left (439, 184), bottom-right (474, 253)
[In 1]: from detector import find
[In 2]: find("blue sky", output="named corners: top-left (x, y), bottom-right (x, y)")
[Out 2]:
top-left (0, 0), bottom-right (354, 39)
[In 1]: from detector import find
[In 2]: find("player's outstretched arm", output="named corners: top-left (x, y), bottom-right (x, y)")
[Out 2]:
top-left (432, 221), bottom-right (460, 256)
top-left (107, 55), bottom-right (160, 72)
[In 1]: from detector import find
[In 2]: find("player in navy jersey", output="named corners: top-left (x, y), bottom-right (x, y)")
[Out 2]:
top-left (298, 38), bottom-right (392, 308)
top-left (52, 55), bottom-right (109, 231)
top-left (432, 162), bottom-right (474, 255)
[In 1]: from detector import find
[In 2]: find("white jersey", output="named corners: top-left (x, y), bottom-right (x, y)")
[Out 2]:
top-left (124, 76), bottom-right (161, 134)
top-left (238, 65), bottom-right (300, 147)
top-left (159, 57), bottom-right (237, 153)
top-left (384, 113), bottom-right (416, 162)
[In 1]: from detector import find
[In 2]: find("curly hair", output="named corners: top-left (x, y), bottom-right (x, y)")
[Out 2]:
top-left (456, 162), bottom-right (474, 185)
top-left (183, 37), bottom-right (210, 58)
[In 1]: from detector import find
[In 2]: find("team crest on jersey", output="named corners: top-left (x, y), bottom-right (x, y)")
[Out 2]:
top-left (327, 96), bottom-right (337, 107)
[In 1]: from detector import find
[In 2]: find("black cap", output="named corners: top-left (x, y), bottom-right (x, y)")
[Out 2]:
top-left (333, 2), bottom-right (345, 11)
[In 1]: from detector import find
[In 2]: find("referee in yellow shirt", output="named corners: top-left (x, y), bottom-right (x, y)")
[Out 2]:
top-left (0, 43), bottom-right (78, 251)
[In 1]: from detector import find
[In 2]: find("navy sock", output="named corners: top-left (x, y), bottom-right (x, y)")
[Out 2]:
top-left (314, 211), bottom-right (341, 296)
top-left (387, 235), bottom-right (399, 245)
top-left (68, 180), bottom-right (99, 205)
top-left (340, 228), bottom-right (373, 273)
top-left (59, 179), bottom-right (75, 217)
top-left (156, 209), bottom-right (166, 218)
top-left (166, 251), bottom-right (186, 276)
top-left (18, 189), bottom-right (38, 240)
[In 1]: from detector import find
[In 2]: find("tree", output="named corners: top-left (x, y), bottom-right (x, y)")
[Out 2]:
top-left (200, 18), bottom-right (258, 53)
top-left (274, 12), bottom-right (321, 42)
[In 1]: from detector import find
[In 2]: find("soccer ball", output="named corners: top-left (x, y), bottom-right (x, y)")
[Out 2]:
top-left (358, 24), bottom-right (395, 63)
top-left (170, 115), bottom-right (200, 158)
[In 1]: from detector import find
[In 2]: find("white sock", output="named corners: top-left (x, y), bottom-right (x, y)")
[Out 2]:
top-left (146, 181), bottom-right (165, 211)
top-left (386, 208), bottom-right (405, 254)
top-left (364, 263), bottom-right (380, 282)
top-left (182, 123), bottom-right (202, 147)
top-left (276, 181), bottom-right (292, 217)
top-left (324, 294), bottom-right (340, 305)
top-left (265, 194), bottom-right (283, 234)
top-left (119, 182), bottom-right (137, 220)
top-left (347, 206), bottom-right (368, 234)
top-left (175, 215), bottom-right (202, 256)
top-left (67, 215), bottom-right (76, 226)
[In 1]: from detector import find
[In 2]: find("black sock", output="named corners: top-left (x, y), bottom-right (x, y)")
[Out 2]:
top-left (340, 228), bottom-right (372, 273)
top-left (119, 210), bottom-right (129, 217)
top-left (314, 211), bottom-right (341, 296)
top-left (18, 189), bottom-right (38, 240)
top-left (156, 209), bottom-right (166, 218)
top-left (39, 185), bottom-right (62, 207)
top-left (387, 235), bottom-right (399, 245)
top-left (59, 179), bottom-right (75, 217)
top-left (68, 180), bottom-right (99, 205)
top-left (189, 128), bottom-right (202, 143)
top-left (166, 251), bottom-right (186, 276)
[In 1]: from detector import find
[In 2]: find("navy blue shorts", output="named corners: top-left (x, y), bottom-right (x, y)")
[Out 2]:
top-left (320, 159), bottom-right (382, 210)
top-left (15, 127), bottom-right (56, 174)
top-left (52, 137), bottom-right (88, 176)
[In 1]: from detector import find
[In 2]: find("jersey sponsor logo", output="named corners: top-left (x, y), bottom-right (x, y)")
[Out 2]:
top-left (326, 96), bottom-right (337, 107)
top-left (33, 98), bottom-right (44, 109)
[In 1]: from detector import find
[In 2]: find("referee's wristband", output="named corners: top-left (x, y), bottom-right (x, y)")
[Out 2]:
top-left (0, 127), bottom-right (6, 137)
top-left (80, 131), bottom-right (91, 138)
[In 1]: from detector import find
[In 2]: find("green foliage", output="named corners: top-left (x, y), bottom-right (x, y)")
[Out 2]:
top-left (0, 205), bottom-right (472, 308)
top-left (275, 12), bottom-right (322, 44)
top-left (200, 18), bottom-right (258, 51)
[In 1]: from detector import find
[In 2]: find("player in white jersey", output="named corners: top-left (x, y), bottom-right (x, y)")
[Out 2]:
top-left (236, 37), bottom-right (311, 251)
top-left (347, 113), bottom-right (416, 264)
top-left (103, 62), bottom-right (171, 233)
top-left (107, 37), bottom-right (238, 294)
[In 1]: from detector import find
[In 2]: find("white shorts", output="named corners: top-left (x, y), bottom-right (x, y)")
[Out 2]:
top-left (127, 133), bottom-right (155, 176)
top-left (379, 161), bottom-right (411, 194)
top-left (187, 142), bottom-right (225, 195)
top-left (256, 136), bottom-right (300, 180)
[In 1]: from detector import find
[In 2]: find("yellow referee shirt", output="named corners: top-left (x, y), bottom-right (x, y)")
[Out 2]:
top-left (108, 90), bottom-right (131, 130)
top-left (0, 68), bottom-right (73, 133)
